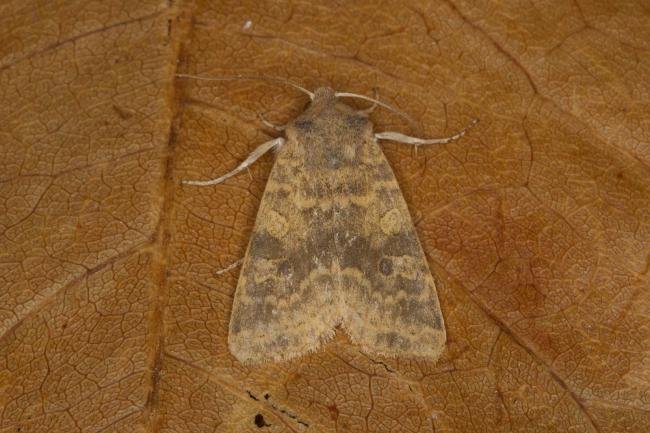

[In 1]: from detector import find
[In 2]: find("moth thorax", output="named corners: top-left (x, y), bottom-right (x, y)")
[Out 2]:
top-left (313, 87), bottom-right (336, 102)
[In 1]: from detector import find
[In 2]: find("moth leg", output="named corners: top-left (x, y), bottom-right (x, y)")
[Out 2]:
top-left (182, 137), bottom-right (285, 186)
top-left (214, 258), bottom-right (243, 276)
top-left (375, 118), bottom-right (478, 147)
top-left (258, 112), bottom-right (286, 132)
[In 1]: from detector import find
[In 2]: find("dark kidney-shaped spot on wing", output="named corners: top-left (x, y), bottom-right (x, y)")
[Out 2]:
top-left (378, 257), bottom-right (393, 275)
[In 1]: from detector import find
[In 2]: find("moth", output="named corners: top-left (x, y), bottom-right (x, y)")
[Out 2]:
top-left (180, 75), bottom-right (477, 363)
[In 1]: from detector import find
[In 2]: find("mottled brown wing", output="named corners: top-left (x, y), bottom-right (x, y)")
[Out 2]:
top-left (227, 127), bottom-right (342, 364)
top-left (336, 136), bottom-right (446, 360)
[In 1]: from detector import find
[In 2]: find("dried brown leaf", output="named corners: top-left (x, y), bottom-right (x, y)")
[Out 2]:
top-left (1, 1), bottom-right (649, 433)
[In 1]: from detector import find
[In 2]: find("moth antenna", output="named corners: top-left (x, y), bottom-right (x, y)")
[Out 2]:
top-left (176, 73), bottom-right (314, 100)
top-left (335, 91), bottom-right (418, 130)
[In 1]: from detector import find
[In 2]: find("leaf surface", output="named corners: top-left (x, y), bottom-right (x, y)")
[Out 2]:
top-left (1, 1), bottom-right (649, 432)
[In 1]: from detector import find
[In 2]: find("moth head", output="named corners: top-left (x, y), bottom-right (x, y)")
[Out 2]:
top-left (298, 87), bottom-right (362, 124)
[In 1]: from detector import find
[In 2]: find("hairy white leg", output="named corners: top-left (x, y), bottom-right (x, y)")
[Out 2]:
top-left (215, 258), bottom-right (243, 276)
top-left (376, 118), bottom-right (478, 146)
top-left (182, 137), bottom-right (285, 186)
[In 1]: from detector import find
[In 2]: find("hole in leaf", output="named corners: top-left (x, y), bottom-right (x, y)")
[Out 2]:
top-left (254, 413), bottom-right (270, 428)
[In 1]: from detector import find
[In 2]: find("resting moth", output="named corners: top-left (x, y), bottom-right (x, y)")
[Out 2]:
top-left (180, 76), bottom-right (477, 364)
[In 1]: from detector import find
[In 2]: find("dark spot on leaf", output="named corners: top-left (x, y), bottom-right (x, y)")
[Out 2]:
top-left (327, 404), bottom-right (339, 420)
top-left (254, 413), bottom-right (270, 428)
